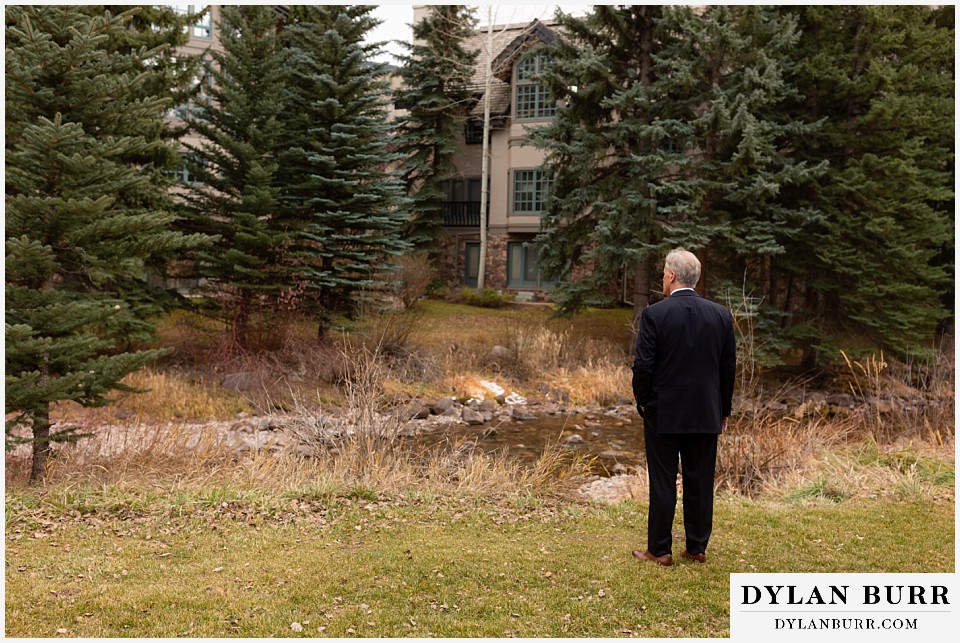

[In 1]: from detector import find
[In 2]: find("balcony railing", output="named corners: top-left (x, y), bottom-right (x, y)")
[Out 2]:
top-left (442, 201), bottom-right (484, 227)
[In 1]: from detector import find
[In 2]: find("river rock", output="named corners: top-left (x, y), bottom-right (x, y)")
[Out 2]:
top-left (431, 397), bottom-right (457, 415)
top-left (462, 408), bottom-right (485, 425)
top-left (578, 475), bottom-right (645, 503)
top-left (826, 393), bottom-right (856, 408)
top-left (544, 402), bottom-right (565, 415)
top-left (510, 408), bottom-right (537, 422)
top-left (563, 433), bottom-right (585, 445)
top-left (598, 449), bottom-right (632, 459)
top-left (404, 402), bottom-right (431, 420)
top-left (478, 398), bottom-right (499, 413)
top-left (398, 422), bottom-right (420, 437)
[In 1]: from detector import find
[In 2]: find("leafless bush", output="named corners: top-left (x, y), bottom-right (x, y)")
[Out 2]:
top-left (385, 251), bottom-right (434, 310)
top-left (717, 411), bottom-right (856, 496)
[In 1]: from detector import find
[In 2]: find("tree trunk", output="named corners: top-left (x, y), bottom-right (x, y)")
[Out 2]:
top-left (30, 406), bottom-right (51, 482)
top-left (476, 11), bottom-right (494, 292)
top-left (781, 273), bottom-right (795, 329)
top-left (631, 255), bottom-right (652, 348)
top-left (235, 291), bottom-right (251, 349)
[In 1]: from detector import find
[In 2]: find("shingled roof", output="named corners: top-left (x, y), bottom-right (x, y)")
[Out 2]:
top-left (462, 18), bottom-right (560, 120)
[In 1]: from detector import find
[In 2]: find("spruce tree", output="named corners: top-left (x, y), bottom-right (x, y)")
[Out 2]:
top-left (81, 5), bottom-right (205, 321)
top-left (531, 6), bottom-right (820, 333)
top-left (782, 5), bottom-right (954, 361)
top-left (5, 6), bottom-right (206, 480)
top-left (279, 5), bottom-right (411, 338)
top-left (394, 5), bottom-right (479, 250)
top-left (90, 5), bottom-right (204, 145)
top-left (178, 5), bottom-right (290, 348)
top-left (529, 6), bottom-right (668, 319)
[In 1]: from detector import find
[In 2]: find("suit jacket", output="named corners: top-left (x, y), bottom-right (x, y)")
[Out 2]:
top-left (632, 289), bottom-right (736, 434)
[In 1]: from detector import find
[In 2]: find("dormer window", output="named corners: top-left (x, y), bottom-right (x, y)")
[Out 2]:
top-left (514, 51), bottom-right (556, 120)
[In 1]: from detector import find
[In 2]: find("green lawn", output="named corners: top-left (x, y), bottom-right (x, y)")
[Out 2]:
top-left (6, 494), bottom-right (953, 638)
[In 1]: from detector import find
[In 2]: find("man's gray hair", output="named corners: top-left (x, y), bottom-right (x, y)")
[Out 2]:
top-left (665, 248), bottom-right (701, 288)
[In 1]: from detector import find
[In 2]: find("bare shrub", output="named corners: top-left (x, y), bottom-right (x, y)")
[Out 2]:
top-left (840, 350), bottom-right (955, 442)
top-left (387, 252), bottom-right (435, 310)
top-left (717, 410), bottom-right (856, 496)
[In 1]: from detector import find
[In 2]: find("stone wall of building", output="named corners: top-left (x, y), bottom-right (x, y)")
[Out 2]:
top-left (435, 231), bottom-right (511, 294)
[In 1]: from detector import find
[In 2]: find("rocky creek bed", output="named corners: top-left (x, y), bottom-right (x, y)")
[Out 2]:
top-left (31, 381), bottom-right (946, 503)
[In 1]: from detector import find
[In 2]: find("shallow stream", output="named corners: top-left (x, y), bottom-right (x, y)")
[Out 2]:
top-left (403, 412), bottom-right (646, 476)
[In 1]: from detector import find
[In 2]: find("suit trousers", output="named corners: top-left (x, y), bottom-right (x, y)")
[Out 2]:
top-left (643, 427), bottom-right (718, 557)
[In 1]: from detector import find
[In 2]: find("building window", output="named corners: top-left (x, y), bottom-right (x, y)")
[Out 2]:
top-left (512, 169), bottom-right (551, 214)
top-left (465, 242), bottom-right (480, 287)
top-left (173, 57), bottom-right (214, 121)
top-left (507, 242), bottom-right (555, 289)
top-left (169, 4), bottom-right (212, 39)
top-left (441, 178), bottom-right (482, 226)
top-left (166, 152), bottom-right (205, 185)
top-left (514, 52), bottom-right (556, 120)
top-left (464, 119), bottom-right (484, 145)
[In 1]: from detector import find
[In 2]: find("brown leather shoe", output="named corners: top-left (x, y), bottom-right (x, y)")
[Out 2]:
top-left (680, 549), bottom-right (706, 564)
top-left (632, 550), bottom-right (673, 567)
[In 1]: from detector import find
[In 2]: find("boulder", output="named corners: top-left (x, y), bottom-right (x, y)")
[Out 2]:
top-left (431, 397), bottom-right (457, 415)
top-left (478, 398), bottom-right (500, 413)
top-left (404, 403), bottom-right (430, 420)
top-left (462, 408), bottom-right (485, 425)
top-left (510, 408), bottom-right (537, 422)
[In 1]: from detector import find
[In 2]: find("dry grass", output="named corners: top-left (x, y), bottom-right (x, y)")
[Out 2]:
top-left (10, 333), bottom-right (592, 504)
top-left (716, 352), bottom-right (954, 498)
top-left (266, 337), bottom-right (592, 500)
top-left (718, 410), bottom-right (857, 497)
top-left (544, 363), bottom-right (631, 406)
top-left (9, 302), bottom-right (953, 507)
top-left (8, 422), bottom-right (591, 509)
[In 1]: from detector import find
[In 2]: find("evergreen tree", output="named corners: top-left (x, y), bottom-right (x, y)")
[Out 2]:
top-left (81, 5), bottom-right (205, 319)
top-left (530, 6), bottom-right (668, 319)
top-left (178, 5), bottom-right (290, 348)
top-left (394, 5), bottom-right (479, 250)
top-left (5, 6), bottom-right (206, 480)
top-left (531, 6), bottom-right (820, 334)
top-left (279, 5), bottom-right (411, 338)
top-left (90, 5), bottom-right (204, 146)
top-left (782, 6), bottom-right (954, 362)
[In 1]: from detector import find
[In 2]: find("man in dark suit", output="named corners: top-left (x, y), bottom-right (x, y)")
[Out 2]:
top-left (631, 248), bottom-right (736, 566)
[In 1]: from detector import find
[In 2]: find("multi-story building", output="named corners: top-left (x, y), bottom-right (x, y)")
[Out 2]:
top-left (413, 8), bottom-right (563, 302)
